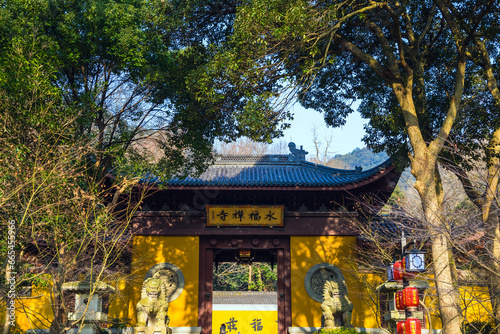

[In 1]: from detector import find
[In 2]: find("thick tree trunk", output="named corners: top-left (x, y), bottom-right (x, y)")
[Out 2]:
top-left (339, 3), bottom-right (468, 331)
top-left (390, 80), bottom-right (464, 332)
top-left (414, 162), bottom-right (463, 333)
top-left (389, 46), bottom-right (465, 333)
top-left (429, 233), bottom-right (462, 332)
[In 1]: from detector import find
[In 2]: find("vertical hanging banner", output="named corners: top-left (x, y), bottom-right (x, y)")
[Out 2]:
top-left (206, 205), bottom-right (284, 227)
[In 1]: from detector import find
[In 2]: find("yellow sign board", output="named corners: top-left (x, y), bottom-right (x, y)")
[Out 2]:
top-left (212, 308), bottom-right (278, 334)
top-left (206, 205), bottom-right (284, 227)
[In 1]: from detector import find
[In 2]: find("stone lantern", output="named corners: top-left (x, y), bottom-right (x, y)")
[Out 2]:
top-left (62, 279), bottom-right (115, 334)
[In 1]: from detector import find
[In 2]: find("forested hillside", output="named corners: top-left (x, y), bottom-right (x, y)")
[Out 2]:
top-left (325, 147), bottom-right (388, 170)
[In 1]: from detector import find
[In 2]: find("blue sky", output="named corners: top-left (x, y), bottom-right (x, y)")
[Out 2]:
top-left (276, 104), bottom-right (367, 156)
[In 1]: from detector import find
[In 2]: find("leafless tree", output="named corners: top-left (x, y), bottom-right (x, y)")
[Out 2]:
top-left (310, 123), bottom-right (334, 165)
top-left (214, 137), bottom-right (289, 155)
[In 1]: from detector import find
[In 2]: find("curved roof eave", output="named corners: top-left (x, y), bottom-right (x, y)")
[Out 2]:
top-left (156, 159), bottom-right (398, 192)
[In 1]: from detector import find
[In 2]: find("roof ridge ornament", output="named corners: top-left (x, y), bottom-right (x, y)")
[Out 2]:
top-left (288, 142), bottom-right (308, 162)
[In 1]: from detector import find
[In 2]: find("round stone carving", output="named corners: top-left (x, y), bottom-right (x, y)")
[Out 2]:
top-left (304, 263), bottom-right (346, 303)
top-left (145, 263), bottom-right (185, 302)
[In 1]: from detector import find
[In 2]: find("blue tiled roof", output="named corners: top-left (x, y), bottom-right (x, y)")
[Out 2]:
top-left (166, 154), bottom-right (394, 188)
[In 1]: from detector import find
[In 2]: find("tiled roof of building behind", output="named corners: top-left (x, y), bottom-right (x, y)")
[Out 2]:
top-left (212, 291), bottom-right (278, 305)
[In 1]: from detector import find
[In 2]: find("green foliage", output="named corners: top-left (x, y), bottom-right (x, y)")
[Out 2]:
top-left (0, 6), bottom-right (147, 332)
top-left (0, 1), bottom-right (297, 332)
top-left (454, 198), bottom-right (478, 213)
top-left (0, 0), bottom-right (289, 184)
top-left (178, 0), bottom-right (498, 173)
top-left (386, 185), bottom-right (406, 209)
top-left (213, 262), bottom-right (277, 292)
top-left (314, 327), bottom-right (362, 334)
top-left (164, 0), bottom-right (293, 147)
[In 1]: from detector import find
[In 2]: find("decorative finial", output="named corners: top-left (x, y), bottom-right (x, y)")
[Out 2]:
top-left (288, 142), bottom-right (308, 161)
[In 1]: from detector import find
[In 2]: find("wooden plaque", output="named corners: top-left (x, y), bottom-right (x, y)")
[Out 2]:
top-left (206, 205), bottom-right (284, 227)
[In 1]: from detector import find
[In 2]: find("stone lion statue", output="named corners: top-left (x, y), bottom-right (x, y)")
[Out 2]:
top-left (136, 277), bottom-right (170, 328)
top-left (320, 270), bottom-right (353, 328)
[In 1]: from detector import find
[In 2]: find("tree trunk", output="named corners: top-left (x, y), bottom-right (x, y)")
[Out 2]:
top-left (390, 46), bottom-right (466, 332)
top-left (414, 160), bottom-right (463, 333)
top-left (256, 267), bottom-right (263, 292)
top-left (49, 245), bottom-right (71, 334)
top-left (248, 265), bottom-right (252, 291)
top-left (429, 233), bottom-right (462, 333)
top-left (48, 279), bottom-right (68, 334)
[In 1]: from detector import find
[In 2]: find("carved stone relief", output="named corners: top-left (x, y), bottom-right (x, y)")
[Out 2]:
top-left (304, 263), bottom-right (353, 328)
top-left (305, 263), bottom-right (345, 303)
top-left (145, 263), bottom-right (185, 302)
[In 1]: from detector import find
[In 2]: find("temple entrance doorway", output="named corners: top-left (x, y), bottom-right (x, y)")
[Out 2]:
top-left (212, 249), bottom-right (278, 334)
top-left (199, 236), bottom-right (291, 334)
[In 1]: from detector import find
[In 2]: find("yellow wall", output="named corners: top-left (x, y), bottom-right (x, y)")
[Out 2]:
top-left (290, 236), bottom-right (380, 328)
top-left (112, 235), bottom-right (200, 327)
top-left (460, 285), bottom-right (493, 324)
top-left (1, 285), bottom-right (54, 332)
top-left (4, 234), bottom-right (495, 332)
top-left (411, 281), bottom-right (492, 329)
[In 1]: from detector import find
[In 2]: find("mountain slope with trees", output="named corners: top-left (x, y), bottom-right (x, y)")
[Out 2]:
top-left (326, 147), bottom-right (388, 170)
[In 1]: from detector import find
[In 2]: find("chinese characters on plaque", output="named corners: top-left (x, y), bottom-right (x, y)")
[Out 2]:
top-left (207, 206), bottom-right (284, 227)
top-left (213, 307), bottom-right (278, 334)
top-left (224, 317), bottom-right (265, 333)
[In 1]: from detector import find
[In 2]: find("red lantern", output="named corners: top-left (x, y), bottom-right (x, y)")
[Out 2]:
top-left (397, 321), bottom-right (406, 334)
top-left (394, 260), bottom-right (403, 281)
top-left (396, 290), bottom-right (405, 311)
top-left (401, 257), bottom-right (415, 279)
top-left (403, 286), bottom-right (419, 311)
top-left (405, 318), bottom-right (421, 334)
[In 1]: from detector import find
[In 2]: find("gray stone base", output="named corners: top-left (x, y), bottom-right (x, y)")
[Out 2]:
top-left (134, 327), bottom-right (170, 334)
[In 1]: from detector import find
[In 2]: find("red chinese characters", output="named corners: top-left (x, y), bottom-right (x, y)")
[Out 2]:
top-left (397, 321), bottom-right (406, 334)
top-left (396, 290), bottom-right (405, 311)
top-left (401, 257), bottom-right (416, 279)
top-left (405, 318), bottom-right (421, 334)
top-left (403, 287), bottom-right (419, 311)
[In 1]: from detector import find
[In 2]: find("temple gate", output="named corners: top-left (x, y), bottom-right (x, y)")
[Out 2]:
top-left (118, 144), bottom-right (400, 334)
